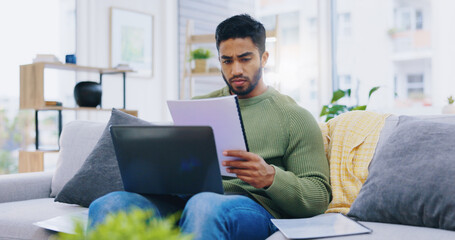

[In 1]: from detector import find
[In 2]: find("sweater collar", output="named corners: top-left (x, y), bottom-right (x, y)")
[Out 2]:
top-left (222, 86), bottom-right (276, 107)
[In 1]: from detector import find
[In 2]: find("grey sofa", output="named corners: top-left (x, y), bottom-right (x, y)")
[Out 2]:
top-left (0, 120), bottom-right (104, 240)
top-left (1, 115), bottom-right (455, 240)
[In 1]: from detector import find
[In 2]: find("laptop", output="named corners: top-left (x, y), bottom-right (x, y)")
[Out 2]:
top-left (110, 125), bottom-right (224, 195)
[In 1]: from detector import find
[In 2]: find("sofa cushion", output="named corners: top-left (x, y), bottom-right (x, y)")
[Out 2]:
top-left (369, 114), bottom-right (455, 169)
top-left (348, 116), bottom-right (455, 230)
top-left (50, 121), bottom-right (105, 197)
top-left (0, 198), bottom-right (86, 240)
top-left (55, 109), bottom-right (152, 207)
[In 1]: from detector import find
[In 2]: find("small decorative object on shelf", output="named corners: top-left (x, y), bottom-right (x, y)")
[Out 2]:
top-left (190, 48), bottom-right (213, 73)
top-left (442, 95), bottom-right (455, 114)
top-left (45, 101), bottom-right (62, 107)
top-left (114, 63), bottom-right (133, 70)
top-left (32, 54), bottom-right (60, 63)
top-left (74, 81), bottom-right (102, 107)
top-left (65, 54), bottom-right (76, 64)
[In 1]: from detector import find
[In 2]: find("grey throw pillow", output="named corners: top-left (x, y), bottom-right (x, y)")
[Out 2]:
top-left (348, 116), bottom-right (455, 230)
top-left (50, 121), bottom-right (105, 197)
top-left (54, 109), bottom-right (152, 207)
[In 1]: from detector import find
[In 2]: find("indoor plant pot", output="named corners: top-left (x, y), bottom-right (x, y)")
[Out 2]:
top-left (190, 48), bottom-right (212, 73)
top-left (194, 59), bottom-right (207, 73)
top-left (442, 96), bottom-right (455, 114)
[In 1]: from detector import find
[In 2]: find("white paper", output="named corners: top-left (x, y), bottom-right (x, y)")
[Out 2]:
top-left (33, 209), bottom-right (88, 234)
top-left (167, 95), bottom-right (247, 177)
top-left (271, 213), bottom-right (371, 239)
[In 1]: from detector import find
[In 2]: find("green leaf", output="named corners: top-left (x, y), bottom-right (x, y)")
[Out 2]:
top-left (330, 90), bottom-right (346, 103)
top-left (320, 105), bottom-right (329, 117)
top-left (328, 105), bottom-right (348, 115)
top-left (368, 86), bottom-right (380, 99)
top-left (351, 105), bottom-right (367, 111)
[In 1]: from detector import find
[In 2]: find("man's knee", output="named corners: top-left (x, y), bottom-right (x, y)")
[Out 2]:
top-left (184, 192), bottom-right (224, 214)
top-left (181, 192), bottom-right (226, 223)
top-left (89, 191), bottom-right (153, 214)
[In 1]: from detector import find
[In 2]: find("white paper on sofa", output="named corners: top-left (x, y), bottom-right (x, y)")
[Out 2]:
top-left (33, 209), bottom-right (88, 234)
top-left (271, 213), bottom-right (371, 239)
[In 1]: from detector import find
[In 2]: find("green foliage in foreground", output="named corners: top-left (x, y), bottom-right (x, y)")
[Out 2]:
top-left (55, 209), bottom-right (193, 240)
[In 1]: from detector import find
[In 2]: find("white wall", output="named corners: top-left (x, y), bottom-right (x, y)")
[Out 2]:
top-left (76, 0), bottom-right (178, 122)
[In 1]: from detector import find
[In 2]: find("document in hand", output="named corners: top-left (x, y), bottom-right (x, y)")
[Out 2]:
top-left (167, 95), bottom-right (248, 177)
top-left (271, 213), bottom-right (372, 239)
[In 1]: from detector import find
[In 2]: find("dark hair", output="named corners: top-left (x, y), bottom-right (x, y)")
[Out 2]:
top-left (215, 14), bottom-right (266, 55)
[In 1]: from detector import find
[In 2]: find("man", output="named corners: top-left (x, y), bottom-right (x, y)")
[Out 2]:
top-left (89, 14), bottom-right (331, 239)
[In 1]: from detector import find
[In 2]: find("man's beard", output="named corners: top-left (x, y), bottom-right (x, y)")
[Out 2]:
top-left (222, 67), bottom-right (263, 97)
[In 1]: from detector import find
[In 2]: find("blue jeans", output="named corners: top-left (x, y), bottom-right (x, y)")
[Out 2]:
top-left (89, 191), bottom-right (278, 240)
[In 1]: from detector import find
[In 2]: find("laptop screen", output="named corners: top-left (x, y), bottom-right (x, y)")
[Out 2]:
top-left (110, 125), bottom-right (224, 195)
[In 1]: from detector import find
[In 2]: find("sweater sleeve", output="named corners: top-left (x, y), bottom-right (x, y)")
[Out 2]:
top-left (264, 108), bottom-right (332, 218)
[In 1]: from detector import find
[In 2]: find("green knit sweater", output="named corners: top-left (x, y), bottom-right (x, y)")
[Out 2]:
top-left (193, 86), bottom-right (331, 219)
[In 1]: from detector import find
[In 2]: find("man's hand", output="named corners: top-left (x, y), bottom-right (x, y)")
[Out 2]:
top-left (222, 150), bottom-right (275, 189)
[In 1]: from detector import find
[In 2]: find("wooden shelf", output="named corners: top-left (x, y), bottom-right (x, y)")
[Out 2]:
top-left (19, 62), bottom-right (139, 172)
top-left (188, 30), bottom-right (277, 44)
top-left (187, 72), bottom-right (221, 77)
top-left (18, 150), bottom-right (60, 173)
top-left (18, 151), bottom-right (45, 173)
top-left (36, 107), bottom-right (138, 117)
top-left (22, 62), bottom-right (134, 74)
top-left (20, 62), bottom-right (135, 110)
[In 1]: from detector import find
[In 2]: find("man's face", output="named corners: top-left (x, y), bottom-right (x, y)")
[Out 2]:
top-left (218, 38), bottom-right (268, 98)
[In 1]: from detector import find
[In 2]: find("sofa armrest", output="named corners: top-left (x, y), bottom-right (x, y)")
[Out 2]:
top-left (0, 171), bottom-right (53, 203)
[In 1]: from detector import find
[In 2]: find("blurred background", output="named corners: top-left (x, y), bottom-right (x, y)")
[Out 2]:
top-left (1, 0), bottom-right (454, 174)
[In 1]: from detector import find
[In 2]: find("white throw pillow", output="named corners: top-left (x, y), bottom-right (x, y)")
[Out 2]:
top-left (50, 121), bottom-right (105, 197)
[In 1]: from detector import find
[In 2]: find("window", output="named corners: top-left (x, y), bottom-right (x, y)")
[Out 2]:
top-left (331, 0), bottom-right (448, 114)
top-left (258, 0), bottom-right (320, 116)
top-left (0, 0), bottom-right (76, 174)
top-left (255, 0), bottom-right (447, 116)
top-left (338, 75), bottom-right (352, 89)
top-left (308, 17), bottom-right (318, 35)
top-left (407, 74), bottom-right (424, 99)
top-left (337, 12), bottom-right (351, 37)
top-left (415, 10), bottom-right (423, 29)
top-left (395, 8), bottom-right (412, 31)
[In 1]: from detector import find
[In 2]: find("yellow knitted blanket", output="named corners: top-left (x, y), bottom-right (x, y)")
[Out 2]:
top-left (318, 111), bottom-right (391, 214)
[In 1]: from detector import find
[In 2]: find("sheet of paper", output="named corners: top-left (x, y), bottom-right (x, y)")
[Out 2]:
top-left (167, 95), bottom-right (248, 177)
top-left (271, 213), bottom-right (372, 239)
top-left (33, 209), bottom-right (88, 234)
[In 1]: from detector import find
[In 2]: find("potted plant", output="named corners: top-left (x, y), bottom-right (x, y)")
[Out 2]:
top-left (190, 48), bottom-right (213, 73)
top-left (320, 86), bottom-right (380, 122)
top-left (442, 96), bottom-right (455, 114)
